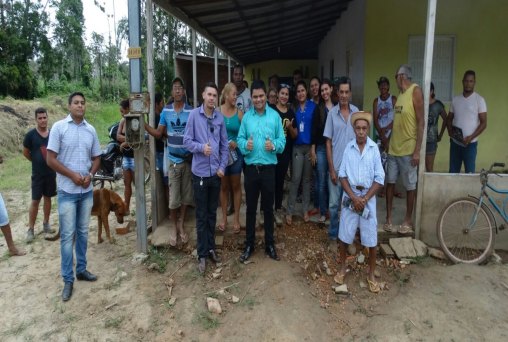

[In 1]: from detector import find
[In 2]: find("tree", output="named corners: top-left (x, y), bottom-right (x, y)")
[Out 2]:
top-left (0, 0), bottom-right (52, 98)
top-left (52, 0), bottom-right (90, 84)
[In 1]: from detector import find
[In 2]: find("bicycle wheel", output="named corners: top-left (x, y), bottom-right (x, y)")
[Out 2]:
top-left (437, 197), bottom-right (495, 264)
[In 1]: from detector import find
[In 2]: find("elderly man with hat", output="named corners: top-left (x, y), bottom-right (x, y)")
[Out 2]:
top-left (334, 111), bottom-right (385, 293)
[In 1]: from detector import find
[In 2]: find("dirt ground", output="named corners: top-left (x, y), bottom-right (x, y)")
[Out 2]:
top-left (1, 100), bottom-right (508, 341)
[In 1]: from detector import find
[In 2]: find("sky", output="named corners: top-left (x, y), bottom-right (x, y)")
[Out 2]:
top-left (82, 0), bottom-right (128, 45)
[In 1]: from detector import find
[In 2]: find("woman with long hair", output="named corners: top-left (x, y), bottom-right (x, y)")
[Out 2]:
top-left (218, 83), bottom-right (243, 233)
top-left (310, 79), bottom-right (334, 223)
top-left (273, 83), bottom-right (298, 225)
top-left (286, 80), bottom-right (319, 225)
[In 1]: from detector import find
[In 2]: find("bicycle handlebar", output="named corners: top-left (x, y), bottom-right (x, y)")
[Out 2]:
top-left (481, 162), bottom-right (506, 185)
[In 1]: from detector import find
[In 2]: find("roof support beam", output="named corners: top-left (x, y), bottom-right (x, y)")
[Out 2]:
top-left (415, 0), bottom-right (437, 239)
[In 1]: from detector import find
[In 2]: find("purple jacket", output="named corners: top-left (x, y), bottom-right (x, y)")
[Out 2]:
top-left (183, 105), bottom-right (229, 177)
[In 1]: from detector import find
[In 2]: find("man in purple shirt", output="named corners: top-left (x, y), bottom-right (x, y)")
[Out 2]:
top-left (183, 83), bottom-right (229, 274)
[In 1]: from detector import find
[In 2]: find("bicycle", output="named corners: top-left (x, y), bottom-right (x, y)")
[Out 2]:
top-left (93, 141), bottom-right (151, 189)
top-left (437, 162), bottom-right (507, 264)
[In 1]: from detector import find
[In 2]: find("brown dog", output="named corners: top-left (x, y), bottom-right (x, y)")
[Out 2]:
top-left (92, 188), bottom-right (128, 243)
top-left (45, 188), bottom-right (127, 243)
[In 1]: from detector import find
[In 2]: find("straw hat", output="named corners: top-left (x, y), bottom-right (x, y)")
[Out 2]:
top-left (351, 111), bottom-right (372, 126)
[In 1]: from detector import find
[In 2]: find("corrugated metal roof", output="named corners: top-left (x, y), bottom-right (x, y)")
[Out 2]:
top-left (154, 0), bottom-right (353, 64)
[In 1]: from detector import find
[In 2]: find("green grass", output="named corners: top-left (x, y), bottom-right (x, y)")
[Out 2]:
top-left (104, 315), bottom-right (125, 329)
top-left (85, 102), bottom-right (121, 145)
top-left (0, 154), bottom-right (31, 190)
top-left (193, 312), bottom-right (220, 330)
top-left (145, 246), bottom-right (170, 273)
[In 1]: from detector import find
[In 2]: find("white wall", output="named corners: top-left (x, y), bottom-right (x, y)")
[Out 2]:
top-left (318, 0), bottom-right (366, 107)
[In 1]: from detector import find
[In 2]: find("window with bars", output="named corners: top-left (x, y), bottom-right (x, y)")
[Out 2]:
top-left (408, 35), bottom-right (455, 102)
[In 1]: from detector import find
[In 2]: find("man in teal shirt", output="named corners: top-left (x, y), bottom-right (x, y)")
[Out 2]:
top-left (237, 80), bottom-right (285, 262)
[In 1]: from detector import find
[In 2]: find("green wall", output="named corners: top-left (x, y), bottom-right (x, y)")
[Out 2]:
top-left (364, 0), bottom-right (508, 172)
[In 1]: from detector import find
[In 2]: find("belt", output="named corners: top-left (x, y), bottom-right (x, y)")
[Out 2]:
top-left (247, 164), bottom-right (274, 172)
top-left (354, 185), bottom-right (366, 191)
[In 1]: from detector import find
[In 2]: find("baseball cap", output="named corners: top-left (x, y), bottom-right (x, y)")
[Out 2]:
top-left (172, 77), bottom-right (184, 87)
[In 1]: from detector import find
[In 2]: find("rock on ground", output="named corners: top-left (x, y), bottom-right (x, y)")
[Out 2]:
top-left (206, 297), bottom-right (222, 314)
top-left (389, 237), bottom-right (417, 258)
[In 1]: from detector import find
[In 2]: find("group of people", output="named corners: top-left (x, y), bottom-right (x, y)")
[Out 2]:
top-left (2, 64), bottom-right (487, 301)
top-left (373, 67), bottom-right (487, 235)
top-left (145, 72), bottom-right (287, 274)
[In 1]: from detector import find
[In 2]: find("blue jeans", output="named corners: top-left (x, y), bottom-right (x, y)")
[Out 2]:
top-left (58, 190), bottom-right (93, 283)
top-left (313, 144), bottom-right (329, 216)
top-left (449, 139), bottom-right (478, 173)
top-left (328, 173), bottom-right (343, 240)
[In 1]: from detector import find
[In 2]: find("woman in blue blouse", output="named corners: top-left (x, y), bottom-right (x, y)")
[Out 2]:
top-left (286, 80), bottom-right (319, 225)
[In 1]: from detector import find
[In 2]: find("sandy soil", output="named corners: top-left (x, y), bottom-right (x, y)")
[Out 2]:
top-left (1, 100), bottom-right (508, 341)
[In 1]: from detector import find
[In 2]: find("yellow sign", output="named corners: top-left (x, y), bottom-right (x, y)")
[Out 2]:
top-left (127, 47), bottom-right (142, 59)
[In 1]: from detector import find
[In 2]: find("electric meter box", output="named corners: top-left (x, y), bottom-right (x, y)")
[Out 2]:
top-left (124, 113), bottom-right (144, 145)
top-left (129, 92), bottom-right (149, 114)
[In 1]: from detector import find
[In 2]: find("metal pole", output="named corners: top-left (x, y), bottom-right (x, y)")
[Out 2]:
top-left (146, 0), bottom-right (158, 232)
top-left (128, 0), bottom-right (147, 253)
top-left (214, 46), bottom-right (218, 87)
top-left (228, 56), bottom-right (231, 83)
top-left (192, 29), bottom-right (197, 107)
top-left (415, 0), bottom-right (436, 239)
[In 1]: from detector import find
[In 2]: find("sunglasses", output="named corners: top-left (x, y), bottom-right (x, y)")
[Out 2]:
top-left (280, 83), bottom-right (291, 89)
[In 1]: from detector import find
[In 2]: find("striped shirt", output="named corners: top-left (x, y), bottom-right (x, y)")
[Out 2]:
top-left (47, 115), bottom-right (102, 194)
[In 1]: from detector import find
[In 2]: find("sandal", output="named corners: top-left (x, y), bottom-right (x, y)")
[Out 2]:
top-left (318, 215), bottom-right (326, 224)
top-left (398, 224), bottom-right (414, 235)
top-left (383, 223), bottom-right (395, 233)
top-left (367, 279), bottom-right (380, 293)
top-left (233, 224), bottom-right (241, 234)
top-left (180, 232), bottom-right (189, 244)
top-left (217, 222), bottom-right (226, 232)
top-left (303, 213), bottom-right (310, 223)
top-left (169, 224), bottom-right (177, 247)
top-left (285, 215), bottom-right (292, 226)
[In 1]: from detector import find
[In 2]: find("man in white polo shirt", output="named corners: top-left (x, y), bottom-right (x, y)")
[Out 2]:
top-left (447, 70), bottom-right (487, 173)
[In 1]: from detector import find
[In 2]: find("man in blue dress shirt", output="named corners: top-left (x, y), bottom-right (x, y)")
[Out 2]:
top-left (237, 80), bottom-right (286, 262)
top-left (184, 82), bottom-right (229, 274)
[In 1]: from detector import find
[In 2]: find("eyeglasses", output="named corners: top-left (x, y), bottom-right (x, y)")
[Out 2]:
top-left (172, 86), bottom-right (183, 91)
top-left (395, 73), bottom-right (405, 80)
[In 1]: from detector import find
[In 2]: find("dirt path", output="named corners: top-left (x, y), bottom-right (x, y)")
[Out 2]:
top-left (1, 185), bottom-right (508, 341)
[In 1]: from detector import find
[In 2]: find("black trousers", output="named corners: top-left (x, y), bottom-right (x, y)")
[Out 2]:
top-left (244, 164), bottom-right (275, 248)
top-left (193, 174), bottom-right (221, 258)
top-left (275, 151), bottom-right (291, 210)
